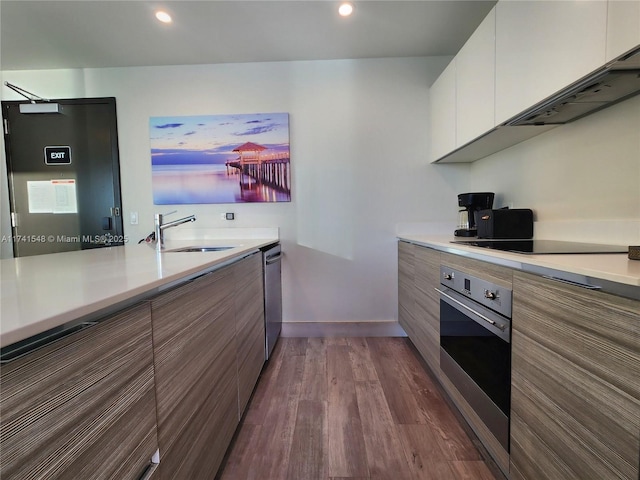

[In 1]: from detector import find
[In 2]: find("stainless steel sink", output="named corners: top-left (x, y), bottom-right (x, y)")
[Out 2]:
top-left (166, 246), bottom-right (235, 253)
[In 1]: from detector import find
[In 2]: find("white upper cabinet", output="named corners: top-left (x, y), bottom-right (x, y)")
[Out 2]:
top-left (495, 0), bottom-right (608, 125)
top-left (428, 58), bottom-right (456, 162)
top-left (456, 7), bottom-right (496, 148)
top-left (606, 0), bottom-right (640, 62)
top-left (429, 0), bottom-right (636, 164)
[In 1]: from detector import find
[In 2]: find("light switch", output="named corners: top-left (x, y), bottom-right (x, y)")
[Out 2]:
top-left (130, 211), bottom-right (138, 225)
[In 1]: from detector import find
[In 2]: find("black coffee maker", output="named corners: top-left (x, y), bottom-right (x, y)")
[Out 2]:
top-left (454, 192), bottom-right (495, 237)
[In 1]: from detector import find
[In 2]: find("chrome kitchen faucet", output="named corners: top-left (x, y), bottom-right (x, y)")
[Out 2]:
top-left (154, 212), bottom-right (196, 251)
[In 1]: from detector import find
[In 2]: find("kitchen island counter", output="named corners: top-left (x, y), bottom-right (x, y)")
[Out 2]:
top-left (0, 238), bottom-right (278, 348)
top-left (399, 235), bottom-right (640, 297)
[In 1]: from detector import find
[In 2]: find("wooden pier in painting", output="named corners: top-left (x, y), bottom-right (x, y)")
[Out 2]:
top-left (225, 142), bottom-right (291, 194)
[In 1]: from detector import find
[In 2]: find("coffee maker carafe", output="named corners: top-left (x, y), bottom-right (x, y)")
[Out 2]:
top-left (454, 192), bottom-right (495, 237)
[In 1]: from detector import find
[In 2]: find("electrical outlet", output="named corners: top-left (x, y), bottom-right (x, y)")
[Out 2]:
top-left (130, 211), bottom-right (138, 225)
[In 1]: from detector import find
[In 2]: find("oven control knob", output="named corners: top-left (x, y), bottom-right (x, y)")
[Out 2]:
top-left (443, 273), bottom-right (453, 280)
top-left (484, 289), bottom-right (497, 300)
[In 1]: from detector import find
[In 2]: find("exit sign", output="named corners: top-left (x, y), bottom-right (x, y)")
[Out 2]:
top-left (44, 146), bottom-right (72, 165)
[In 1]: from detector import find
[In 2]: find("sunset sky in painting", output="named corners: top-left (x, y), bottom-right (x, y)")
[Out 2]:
top-left (150, 112), bottom-right (289, 165)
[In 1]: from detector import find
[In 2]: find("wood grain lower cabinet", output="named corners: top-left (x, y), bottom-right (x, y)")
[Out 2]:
top-left (511, 272), bottom-right (640, 480)
top-left (413, 244), bottom-right (441, 372)
top-left (397, 241), bottom-right (440, 374)
top-left (0, 303), bottom-right (158, 480)
top-left (151, 263), bottom-right (238, 480)
top-left (235, 252), bottom-right (266, 419)
top-left (398, 240), bottom-right (416, 343)
top-left (151, 252), bottom-right (266, 479)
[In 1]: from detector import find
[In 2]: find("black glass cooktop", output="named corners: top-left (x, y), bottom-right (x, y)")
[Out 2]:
top-left (450, 239), bottom-right (628, 255)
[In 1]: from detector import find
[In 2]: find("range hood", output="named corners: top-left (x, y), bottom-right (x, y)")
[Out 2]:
top-left (508, 47), bottom-right (640, 126)
top-left (433, 46), bottom-right (640, 163)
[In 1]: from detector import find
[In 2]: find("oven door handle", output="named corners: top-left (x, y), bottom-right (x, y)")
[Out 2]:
top-left (435, 288), bottom-right (506, 332)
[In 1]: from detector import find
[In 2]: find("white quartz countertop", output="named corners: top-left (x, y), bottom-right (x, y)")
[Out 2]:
top-left (0, 238), bottom-right (278, 348)
top-left (398, 235), bottom-right (640, 289)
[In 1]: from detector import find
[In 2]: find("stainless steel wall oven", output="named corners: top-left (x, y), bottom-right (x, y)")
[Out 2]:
top-left (437, 266), bottom-right (512, 451)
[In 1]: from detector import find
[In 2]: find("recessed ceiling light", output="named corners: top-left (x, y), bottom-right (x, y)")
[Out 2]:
top-left (338, 2), bottom-right (354, 17)
top-left (155, 10), bottom-right (172, 24)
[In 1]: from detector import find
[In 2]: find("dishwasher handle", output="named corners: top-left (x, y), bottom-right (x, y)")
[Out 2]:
top-left (265, 253), bottom-right (282, 265)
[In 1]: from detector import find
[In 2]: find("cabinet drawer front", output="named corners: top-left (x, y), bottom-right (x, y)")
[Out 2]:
top-left (414, 245), bottom-right (440, 301)
top-left (0, 303), bottom-right (158, 480)
top-left (150, 265), bottom-right (234, 346)
top-left (513, 272), bottom-right (639, 401)
top-left (398, 242), bottom-right (416, 326)
top-left (398, 241), bottom-right (415, 286)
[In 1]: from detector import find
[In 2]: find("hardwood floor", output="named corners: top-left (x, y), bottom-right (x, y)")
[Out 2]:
top-left (218, 337), bottom-right (498, 480)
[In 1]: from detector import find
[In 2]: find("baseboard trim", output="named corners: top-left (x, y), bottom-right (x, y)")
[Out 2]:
top-left (281, 321), bottom-right (407, 338)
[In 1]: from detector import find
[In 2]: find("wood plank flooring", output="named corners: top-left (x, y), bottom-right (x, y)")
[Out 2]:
top-left (217, 337), bottom-right (498, 480)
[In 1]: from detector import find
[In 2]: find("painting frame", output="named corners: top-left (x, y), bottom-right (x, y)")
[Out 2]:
top-left (150, 112), bottom-right (291, 204)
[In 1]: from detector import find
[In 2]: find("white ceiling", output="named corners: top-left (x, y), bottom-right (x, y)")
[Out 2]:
top-left (0, 0), bottom-right (496, 71)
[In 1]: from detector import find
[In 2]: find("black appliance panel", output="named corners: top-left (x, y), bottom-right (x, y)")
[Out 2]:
top-left (450, 239), bottom-right (628, 254)
top-left (476, 208), bottom-right (534, 239)
top-left (440, 297), bottom-right (511, 416)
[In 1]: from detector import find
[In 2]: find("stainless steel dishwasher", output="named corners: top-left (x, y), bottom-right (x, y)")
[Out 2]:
top-left (262, 244), bottom-right (282, 360)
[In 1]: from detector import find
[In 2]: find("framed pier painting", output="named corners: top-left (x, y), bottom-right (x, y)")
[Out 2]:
top-left (150, 112), bottom-right (291, 204)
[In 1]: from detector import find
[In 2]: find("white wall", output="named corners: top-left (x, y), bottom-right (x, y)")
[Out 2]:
top-left (469, 94), bottom-right (640, 245)
top-left (2, 57), bottom-right (468, 324)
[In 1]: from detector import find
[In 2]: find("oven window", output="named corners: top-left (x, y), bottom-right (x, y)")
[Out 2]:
top-left (440, 300), bottom-right (510, 415)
